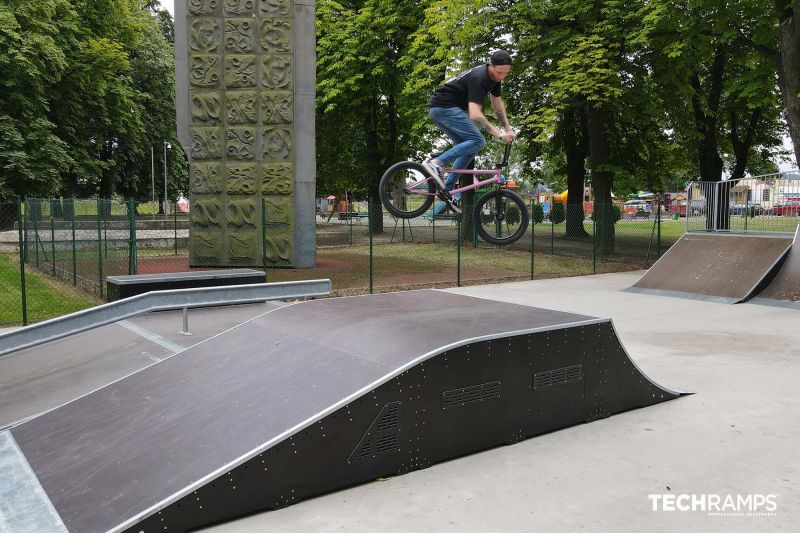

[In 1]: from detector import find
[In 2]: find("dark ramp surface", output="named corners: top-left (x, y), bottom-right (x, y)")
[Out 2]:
top-left (8, 291), bottom-right (597, 533)
top-left (628, 232), bottom-right (792, 303)
top-left (5, 290), bottom-right (683, 533)
top-left (751, 224), bottom-right (800, 308)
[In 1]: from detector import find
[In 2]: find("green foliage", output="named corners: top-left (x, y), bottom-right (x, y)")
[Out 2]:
top-left (0, 0), bottom-right (185, 201)
top-left (550, 202), bottom-right (565, 224)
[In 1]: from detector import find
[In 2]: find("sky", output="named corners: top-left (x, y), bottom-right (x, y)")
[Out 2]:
top-left (162, 0), bottom-right (174, 16)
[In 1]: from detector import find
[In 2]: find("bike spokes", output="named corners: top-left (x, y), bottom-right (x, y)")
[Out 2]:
top-left (474, 189), bottom-right (530, 245)
top-left (379, 161), bottom-right (436, 219)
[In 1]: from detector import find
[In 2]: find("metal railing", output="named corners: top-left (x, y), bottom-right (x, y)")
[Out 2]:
top-left (0, 279), bottom-right (331, 357)
top-left (687, 170), bottom-right (800, 233)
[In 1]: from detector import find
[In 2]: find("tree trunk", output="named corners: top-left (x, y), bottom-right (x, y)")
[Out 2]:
top-left (564, 106), bottom-right (590, 239)
top-left (587, 103), bottom-right (614, 256)
top-left (776, 0), bottom-right (800, 167)
top-left (730, 107), bottom-right (763, 181)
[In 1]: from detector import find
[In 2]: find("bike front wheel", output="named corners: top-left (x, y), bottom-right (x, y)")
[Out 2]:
top-left (379, 161), bottom-right (435, 219)
top-left (474, 189), bottom-right (530, 245)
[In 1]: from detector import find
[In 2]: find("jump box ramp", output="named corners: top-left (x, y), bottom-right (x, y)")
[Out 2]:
top-left (750, 224), bottom-right (800, 309)
top-left (627, 232), bottom-right (793, 303)
top-left (0, 291), bottom-right (685, 533)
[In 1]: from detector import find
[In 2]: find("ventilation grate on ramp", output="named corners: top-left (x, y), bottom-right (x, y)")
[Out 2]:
top-left (441, 381), bottom-right (501, 409)
top-left (348, 402), bottom-right (401, 462)
top-left (533, 365), bottom-right (583, 389)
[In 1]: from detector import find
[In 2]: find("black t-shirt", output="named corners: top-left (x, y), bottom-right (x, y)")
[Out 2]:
top-left (428, 64), bottom-right (502, 110)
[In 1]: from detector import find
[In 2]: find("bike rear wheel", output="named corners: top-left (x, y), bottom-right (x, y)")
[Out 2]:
top-left (474, 189), bottom-right (530, 245)
top-left (379, 161), bottom-right (435, 219)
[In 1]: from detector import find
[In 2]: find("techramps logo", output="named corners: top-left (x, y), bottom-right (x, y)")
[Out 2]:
top-left (648, 493), bottom-right (779, 517)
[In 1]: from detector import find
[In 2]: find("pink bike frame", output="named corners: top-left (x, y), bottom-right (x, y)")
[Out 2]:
top-left (412, 167), bottom-right (504, 197)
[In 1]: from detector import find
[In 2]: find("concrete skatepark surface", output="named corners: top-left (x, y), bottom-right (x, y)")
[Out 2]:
top-left (1, 272), bottom-right (798, 532)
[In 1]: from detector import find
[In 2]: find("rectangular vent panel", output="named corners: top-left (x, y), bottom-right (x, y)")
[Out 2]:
top-left (442, 381), bottom-right (501, 409)
top-left (533, 364), bottom-right (583, 389)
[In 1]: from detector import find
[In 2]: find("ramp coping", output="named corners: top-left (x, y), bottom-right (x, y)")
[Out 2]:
top-left (0, 279), bottom-right (332, 357)
top-left (0, 431), bottom-right (67, 533)
top-left (111, 316), bottom-right (612, 533)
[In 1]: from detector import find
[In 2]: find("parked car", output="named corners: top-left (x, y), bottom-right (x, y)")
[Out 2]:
top-left (769, 201), bottom-right (800, 216)
top-left (729, 203), bottom-right (764, 216)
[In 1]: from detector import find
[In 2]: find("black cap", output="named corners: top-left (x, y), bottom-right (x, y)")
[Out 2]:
top-left (490, 50), bottom-right (512, 66)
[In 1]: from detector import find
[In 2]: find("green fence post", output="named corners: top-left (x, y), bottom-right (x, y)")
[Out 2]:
top-left (17, 197), bottom-right (28, 326)
top-left (369, 197), bottom-right (374, 294)
top-left (128, 198), bottom-right (138, 274)
top-left (96, 198), bottom-right (104, 298)
top-left (592, 208), bottom-right (597, 274)
top-left (71, 198), bottom-right (77, 286)
top-left (33, 200), bottom-right (40, 267)
top-left (657, 196), bottom-right (662, 259)
top-left (457, 212), bottom-right (462, 287)
top-left (348, 198), bottom-right (353, 246)
top-left (50, 200), bottom-right (56, 277)
top-left (530, 197), bottom-right (536, 279)
top-left (174, 201), bottom-right (178, 255)
top-left (550, 216), bottom-right (554, 255)
top-left (261, 196), bottom-right (268, 281)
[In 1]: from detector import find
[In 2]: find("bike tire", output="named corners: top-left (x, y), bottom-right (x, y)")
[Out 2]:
top-left (473, 189), bottom-right (530, 245)
top-left (379, 161), bottom-right (435, 219)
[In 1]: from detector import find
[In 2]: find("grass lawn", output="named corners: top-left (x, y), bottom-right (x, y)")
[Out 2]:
top-left (0, 253), bottom-right (100, 326)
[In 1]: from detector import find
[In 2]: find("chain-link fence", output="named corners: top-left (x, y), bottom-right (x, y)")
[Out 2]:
top-left (0, 196), bottom-right (680, 327)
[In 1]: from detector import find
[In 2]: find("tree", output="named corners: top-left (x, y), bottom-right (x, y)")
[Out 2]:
top-left (775, 0), bottom-right (800, 168)
top-left (0, 0), bottom-right (75, 202)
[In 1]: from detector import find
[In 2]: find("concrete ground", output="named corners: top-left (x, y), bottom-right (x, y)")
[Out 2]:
top-left (1, 272), bottom-right (798, 532)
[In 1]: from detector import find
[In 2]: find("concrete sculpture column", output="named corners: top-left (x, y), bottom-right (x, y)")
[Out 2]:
top-left (175, 0), bottom-right (316, 267)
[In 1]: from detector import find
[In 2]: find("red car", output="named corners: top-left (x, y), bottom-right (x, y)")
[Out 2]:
top-left (770, 201), bottom-right (800, 216)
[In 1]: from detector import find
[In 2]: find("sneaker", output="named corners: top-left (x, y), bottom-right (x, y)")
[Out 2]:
top-left (422, 158), bottom-right (447, 190)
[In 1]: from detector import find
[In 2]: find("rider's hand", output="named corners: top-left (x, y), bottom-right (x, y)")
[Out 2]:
top-left (496, 128), bottom-right (516, 144)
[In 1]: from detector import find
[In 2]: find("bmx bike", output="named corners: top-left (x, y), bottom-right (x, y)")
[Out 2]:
top-left (378, 142), bottom-right (530, 245)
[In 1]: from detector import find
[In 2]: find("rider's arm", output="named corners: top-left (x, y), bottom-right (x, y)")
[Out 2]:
top-left (490, 95), bottom-right (512, 132)
top-left (468, 102), bottom-right (504, 138)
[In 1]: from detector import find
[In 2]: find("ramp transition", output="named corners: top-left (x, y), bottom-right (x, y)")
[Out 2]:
top-left (0, 291), bottom-right (685, 533)
top-left (628, 232), bottom-right (793, 303)
top-left (750, 225), bottom-right (800, 309)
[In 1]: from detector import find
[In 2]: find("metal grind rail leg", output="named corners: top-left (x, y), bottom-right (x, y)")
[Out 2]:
top-left (0, 280), bottom-right (332, 357)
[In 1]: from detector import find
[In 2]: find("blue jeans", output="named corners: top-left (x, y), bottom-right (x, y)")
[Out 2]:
top-left (429, 107), bottom-right (486, 191)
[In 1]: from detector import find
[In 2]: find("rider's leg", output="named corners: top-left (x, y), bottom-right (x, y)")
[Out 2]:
top-left (428, 107), bottom-right (486, 191)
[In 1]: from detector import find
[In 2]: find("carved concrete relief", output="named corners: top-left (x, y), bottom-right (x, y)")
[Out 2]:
top-left (189, 0), bottom-right (221, 16)
top-left (189, 55), bottom-right (221, 88)
top-left (260, 92), bottom-right (292, 124)
top-left (264, 229), bottom-right (292, 263)
top-left (227, 200), bottom-right (258, 228)
top-left (261, 126), bottom-right (292, 160)
top-left (226, 127), bottom-right (257, 160)
top-left (192, 200), bottom-right (224, 228)
top-left (186, 0), bottom-right (299, 267)
top-left (260, 18), bottom-right (292, 53)
top-left (228, 231), bottom-right (259, 260)
top-left (191, 92), bottom-right (222, 124)
top-left (190, 162), bottom-right (223, 194)
top-left (260, 0), bottom-right (292, 17)
top-left (225, 55), bottom-right (257, 88)
top-left (224, 19), bottom-right (256, 53)
top-left (260, 54), bottom-right (292, 90)
top-left (226, 91), bottom-right (258, 124)
top-left (264, 196), bottom-right (293, 225)
top-left (223, 0), bottom-right (255, 16)
top-left (191, 231), bottom-right (223, 259)
top-left (261, 163), bottom-right (293, 195)
top-left (191, 127), bottom-right (224, 160)
top-left (226, 163), bottom-right (258, 194)
top-left (190, 19), bottom-right (221, 53)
